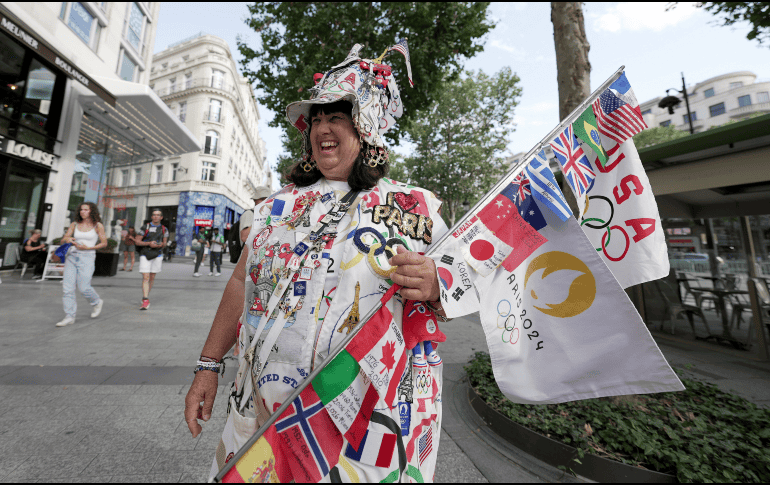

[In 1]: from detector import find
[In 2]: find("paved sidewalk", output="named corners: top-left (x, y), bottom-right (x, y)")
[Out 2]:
top-left (1, 260), bottom-right (768, 482)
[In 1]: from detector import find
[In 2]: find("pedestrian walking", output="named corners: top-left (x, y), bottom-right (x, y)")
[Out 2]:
top-left (120, 227), bottom-right (137, 271)
top-left (55, 202), bottom-right (107, 327)
top-left (21, 229), bottom-right (48, 279)
top-left (185, 44), bottom-right (449, 482)
top-left (208, 227), bottom-right (224, 276)
top-left (134, 209), bottom-right (168, 310)
top-left (192, 229), bottom-right (207, 277)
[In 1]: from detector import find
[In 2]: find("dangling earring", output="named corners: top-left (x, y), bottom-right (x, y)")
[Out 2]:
top-left (300, 154), bottom-right (316, 173)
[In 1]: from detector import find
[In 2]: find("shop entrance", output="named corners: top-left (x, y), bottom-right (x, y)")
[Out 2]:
top-left (0, 158), bottom-right (47, 267)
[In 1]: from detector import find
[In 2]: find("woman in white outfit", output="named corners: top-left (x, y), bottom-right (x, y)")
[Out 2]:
top-left (56, 202), bottom-right (108, 327)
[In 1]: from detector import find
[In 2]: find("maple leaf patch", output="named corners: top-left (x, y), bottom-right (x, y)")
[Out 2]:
top-left (380, 340), bottom-right (396, 373)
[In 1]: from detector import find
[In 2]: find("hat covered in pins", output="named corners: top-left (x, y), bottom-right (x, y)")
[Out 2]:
top-left (286, 39), bottom-right (414, 168)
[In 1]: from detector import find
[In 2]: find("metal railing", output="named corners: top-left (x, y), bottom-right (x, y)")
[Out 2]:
top-left (153, 77), bottom-right (239, 98)
top-left (669, 259), bottom-right (770, 275)
top-left (203, 110), bottom-right (224, 123)
top-left (201, 146), bottom-right (221, 156)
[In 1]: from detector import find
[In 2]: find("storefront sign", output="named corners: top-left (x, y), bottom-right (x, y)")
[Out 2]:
top-left (0, 138), bottom-right (57, 168)
top-left (0, 6), bottom-right (115, 106)
top-left (195, 219), bottom-right (213, 227)
top-left (668, 238), bottom-right (695, 246)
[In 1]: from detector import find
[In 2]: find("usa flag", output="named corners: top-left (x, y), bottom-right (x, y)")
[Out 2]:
top-left (418, 427), bottom-right (433, 466)
top-left (592, 72), bottom-right (647, 146)
top-left (388, 38), bottom-right (414, 87)
top-left (550, 125), bottom-right (596, 198)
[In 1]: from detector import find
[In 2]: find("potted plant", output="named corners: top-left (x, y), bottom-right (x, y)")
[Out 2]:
top-left (94, 239), bottom-right (119, 276)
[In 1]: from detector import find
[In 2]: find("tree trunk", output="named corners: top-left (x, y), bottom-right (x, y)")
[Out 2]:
top-left (551, 2), bottom-right (591, 218)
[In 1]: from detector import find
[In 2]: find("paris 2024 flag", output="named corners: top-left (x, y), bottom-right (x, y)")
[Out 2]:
top-left (433, 161), bottom-right (683, 404)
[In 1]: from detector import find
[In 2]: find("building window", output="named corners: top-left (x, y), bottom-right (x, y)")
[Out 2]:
top-left (60, 3), bottom-right (101, 51)
top-left (185, 72), bottom-right (192, 89)
top-left (118, 50), bottom-right (137, 81)
top-left (169, 77), bottom-right (176, 93)
top-left (161, 62), bottom-right (167, 69)
top-left (738, 95), bottom-right (752, 107)
top-left (208, 99), bottom-right (222, 122)
top-left (659, 120), bottom-right (671, 127)
top-left (179, 101), bottom-right (186, 123)
top-left (121, 169), bottom-right (129, 187)
top-left (171, 163), bottom-right (179, 181)
top-left (212, 69), bottom-right (224, 89)
top-left (729, 81), bottom-right (743, 89)
top-left (709, 102), bottom-right (726, 117)
top-left (126, 2), bottom-right (146, 53)
top-left (202, 162), bottom-right (216, 181)
top-left (204, 130), bottom-right (220, 155)
top-left (758, 92), bottom-right (770, 103)
top-left (182, 55), bottom-right (189, 61)
top-left (132, 167), bottom-right (142, 185)
top-left (704, 88), bottom-right (715, 98)
top-left (682, 112), bottom-right (697, 124)
top-left (229, 158), bottom-right (233, 170)
top-left (641, 109), bottom-right (652, 115)
top-left (154, 164), bottom-right (163, 183)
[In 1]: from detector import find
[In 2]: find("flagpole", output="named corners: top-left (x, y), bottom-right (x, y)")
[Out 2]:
top-left (212, 284), bottom-right (401, 482)
top-left (212, 65), bottom-right (626, 483)
top-left (429, 65), bottom-right (626, 254)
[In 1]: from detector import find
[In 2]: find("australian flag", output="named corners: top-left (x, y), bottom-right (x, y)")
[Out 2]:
top-left (550, 125), bottom-right (596, 198)
top-left (502, 174), bottom-right (547, 231)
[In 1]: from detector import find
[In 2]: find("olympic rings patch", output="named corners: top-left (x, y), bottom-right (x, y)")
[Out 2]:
top-left (415, 370), bottom-right (431, 395)
top-left (496, 299), bottom-right (519, 345)
top-left (580, 195), bottom-right (630, 261)
top-left (353, 227), bottom-right (387, 256)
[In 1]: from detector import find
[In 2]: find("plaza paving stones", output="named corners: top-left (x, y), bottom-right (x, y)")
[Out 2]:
top-left (2, 258), bottom-right (769, 482)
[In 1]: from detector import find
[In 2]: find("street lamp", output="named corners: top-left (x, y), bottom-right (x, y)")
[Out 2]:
top-left (658, 72), bottom-right (694, 134)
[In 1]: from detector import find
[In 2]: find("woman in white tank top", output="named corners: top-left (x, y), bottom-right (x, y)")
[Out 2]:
top-left (55, 202), bottom-right (109, 327)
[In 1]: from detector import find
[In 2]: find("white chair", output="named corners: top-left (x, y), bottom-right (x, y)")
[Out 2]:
top-left (13, 246), bottom-right (29, 278)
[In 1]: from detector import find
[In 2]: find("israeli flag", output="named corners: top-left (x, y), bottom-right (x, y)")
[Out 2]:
top-left (524, 150), bottom-right (572, 222)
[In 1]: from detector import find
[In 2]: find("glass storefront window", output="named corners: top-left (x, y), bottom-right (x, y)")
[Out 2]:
top-left (67, 113), bottom-right (155, 239)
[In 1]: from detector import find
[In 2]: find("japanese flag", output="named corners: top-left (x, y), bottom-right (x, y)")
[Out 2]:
top-left (456, 217), bottom-right (513, 277)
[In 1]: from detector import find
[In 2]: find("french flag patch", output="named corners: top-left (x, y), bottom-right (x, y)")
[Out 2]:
top-left (343, 430), bottom-right (398, 468)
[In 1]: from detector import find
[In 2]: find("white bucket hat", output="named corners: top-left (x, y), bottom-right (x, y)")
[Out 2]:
top-left (286, 40), bottom-right (413, 167)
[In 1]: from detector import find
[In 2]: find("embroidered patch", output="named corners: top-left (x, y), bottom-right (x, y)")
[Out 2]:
top-left (371, 192), bottom-right (433, 243)
top-left (253, 226), bottom-right (272, 251)
top-left (294, 281), bottom-right (307, 296)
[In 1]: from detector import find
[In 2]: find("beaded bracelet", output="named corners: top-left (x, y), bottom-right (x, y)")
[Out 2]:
top-left (194, 359), bottom-right (225, 376)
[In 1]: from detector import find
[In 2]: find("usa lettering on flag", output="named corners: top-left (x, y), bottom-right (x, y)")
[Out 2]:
top-left (592, 72), bottom-right (647, 148)
top-left (550, 125), bottom-right (596, 199)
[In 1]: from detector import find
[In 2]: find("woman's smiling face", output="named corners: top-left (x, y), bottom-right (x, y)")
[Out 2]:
top-left (309, 110), bottom-right (360, 181)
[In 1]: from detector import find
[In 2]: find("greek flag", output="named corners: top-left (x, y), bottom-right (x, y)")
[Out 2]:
top-left (524, 150), bottom-right (572, 222)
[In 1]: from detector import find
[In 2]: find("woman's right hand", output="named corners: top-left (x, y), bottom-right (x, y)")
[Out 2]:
top-left (184, 371), bottom-right (219, 437)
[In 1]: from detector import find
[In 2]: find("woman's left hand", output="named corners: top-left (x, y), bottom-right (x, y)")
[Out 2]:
top-left (74, 243), bottom-right (88, 251)
top-left (389, 246), bottom-right (440, 302)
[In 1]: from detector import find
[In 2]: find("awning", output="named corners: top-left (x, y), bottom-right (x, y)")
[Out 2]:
top-left (80, 76), bottom-right (201, 158)
top-left (639, 113), bottom-right (770, 219)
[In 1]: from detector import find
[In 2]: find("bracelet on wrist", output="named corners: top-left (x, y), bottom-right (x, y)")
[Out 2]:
top-left (194, 359), bottom-right (225, 376)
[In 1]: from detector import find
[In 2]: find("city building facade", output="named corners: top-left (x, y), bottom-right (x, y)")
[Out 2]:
top-left (0, 2), bottom-right (199, 270)
top-left (640, 71), bottom-right (770, 133)
top-left (149, 33), bottom-right (268, 255)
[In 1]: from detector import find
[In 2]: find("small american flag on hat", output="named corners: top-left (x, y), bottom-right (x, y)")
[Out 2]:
top-left (388, 38), bottom-right (414, 87)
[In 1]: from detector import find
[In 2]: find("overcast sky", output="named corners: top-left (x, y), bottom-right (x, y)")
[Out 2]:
top-left (153, 2), bottom-right (770, 190)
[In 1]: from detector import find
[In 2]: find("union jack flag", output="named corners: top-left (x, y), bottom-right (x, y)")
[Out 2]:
top-left (388, 38), bottom-right (414, 87)
top-left (511, 172), bottom-right (531, 205)
top-left (418, 427), bottom-right (433, 466)
top-left (275, 387), bottom-right (342, 482)
top-left (550, 125), bottom-right (596, 198)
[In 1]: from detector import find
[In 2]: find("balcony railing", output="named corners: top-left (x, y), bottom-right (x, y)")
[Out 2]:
top-left (729, 101), bottom-right (770, 119)
top-left (203, 110), bottom-right (224, 123)
top-left (154, 77), bottom-right (239, 98)
top-left (201, 146), bottom-right (221, 156)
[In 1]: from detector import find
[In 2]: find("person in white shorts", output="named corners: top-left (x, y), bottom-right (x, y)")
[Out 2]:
top-left (134, 209), bottom-right (168, 310)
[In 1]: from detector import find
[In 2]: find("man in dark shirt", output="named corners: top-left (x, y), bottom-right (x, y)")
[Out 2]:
top-left (22, 229), bottom-right (48, 279)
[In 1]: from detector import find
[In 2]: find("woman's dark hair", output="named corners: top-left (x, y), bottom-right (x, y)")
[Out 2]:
top-left (76, 202), bottom-right (101, 224)
top-left (285, 100), bottom-right (388, 191)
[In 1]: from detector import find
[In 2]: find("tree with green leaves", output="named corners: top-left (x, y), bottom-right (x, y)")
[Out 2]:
top-left (397, 68), bottom-right (521, 226)
top-left (699, 2), bottom-right (770, 45)
top-left (632, 125), bottom-right (689, 149)
top-left (237, 2), bottom-right (496, 175)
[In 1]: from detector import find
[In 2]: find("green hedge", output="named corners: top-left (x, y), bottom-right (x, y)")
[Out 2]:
top-left (465, 352), bottom-right (770, 483)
